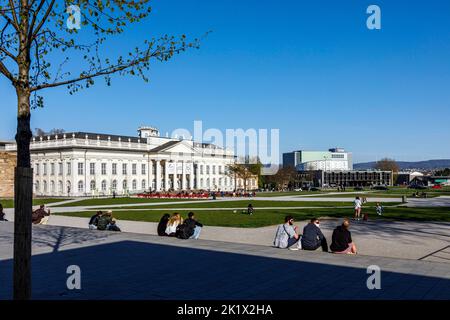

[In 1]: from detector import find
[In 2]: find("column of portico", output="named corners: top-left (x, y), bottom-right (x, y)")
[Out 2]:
top-left (189, 162), bottom-right (194, 190)
top-left (156, 160), bottom-right (162, 191)
top-left (164, 160), bottom-right (170, 191)
top-left (181, 160), bottom-right (187, 190)
top-left (148, 158), bottom-right (153, 191)
top-left (195, 161), bottom-right (201, 190)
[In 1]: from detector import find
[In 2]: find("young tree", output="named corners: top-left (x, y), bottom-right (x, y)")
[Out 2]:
top-left (375, 158), bottom-right (400, 173)
top-left (0, 0), bottom-right (201, 299)
top-left (227, 158), bottom-right (261, 192)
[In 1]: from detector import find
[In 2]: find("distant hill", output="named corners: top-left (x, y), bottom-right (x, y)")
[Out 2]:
top-left (354, 159), bottom-right (450, 170)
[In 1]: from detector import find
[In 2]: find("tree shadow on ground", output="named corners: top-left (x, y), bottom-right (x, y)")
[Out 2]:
top-left (0, 237), bottom-right (449, 300)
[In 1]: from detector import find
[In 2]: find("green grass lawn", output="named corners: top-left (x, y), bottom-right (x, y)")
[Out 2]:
top-left (0, 198), bottom-right (69, 208)
top-left (53, 206), bottom-right (450, 228)
top-left (109, 200), bottom-right (400, 210)
top-left (54, 197), bottom-right (207, 207)
top-left (257, 191), bottom-right (325, 197)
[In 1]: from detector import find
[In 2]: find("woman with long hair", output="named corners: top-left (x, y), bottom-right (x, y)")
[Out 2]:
top-left (165, 212), bottom-right (183, 237)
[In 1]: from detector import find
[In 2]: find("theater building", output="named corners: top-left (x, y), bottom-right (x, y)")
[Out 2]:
top-left (3, 126), bottom-right (257, 197)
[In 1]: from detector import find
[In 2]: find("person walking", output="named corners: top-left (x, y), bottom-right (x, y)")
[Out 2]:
top-left (354, 197), bottom-right (362, 221)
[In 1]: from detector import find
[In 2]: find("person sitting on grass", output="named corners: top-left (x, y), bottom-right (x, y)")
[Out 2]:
top-left (165, 212), bottom-right (183, 237)
top-left (376, 203), bottom-right (384, 216)
top-left (32, 205), bottom-right (51, 225)
top-left (301, 218), bottom-right (328, 252)
top-left (330, 218), bottom-right (357, 255)
top-left (88, 211), bottom-right (103, 230)
top-left (157, 213), bottom-right (171, 236)
top-left (247, 204), bottom-right (254, 215)
top-left (97, 210), bottom-right (113, 231)
top-left (273, 215), bottom-right (302, 251)
top-left (0, 204), bottom-right (8, 221)
top-left (107, 218), bottom-right (121, 232)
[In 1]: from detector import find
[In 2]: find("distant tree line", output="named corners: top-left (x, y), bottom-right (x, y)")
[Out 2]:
top-left (34, 128), bottom-right (65, 137)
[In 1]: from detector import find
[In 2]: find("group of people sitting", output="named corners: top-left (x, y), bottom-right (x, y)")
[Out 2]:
top-left (88, 210), bottom-right (121, 232)
top-left (274, 216), bottom-right (357, 254)
top-left (0, 203), bottom-right (51, 225)
top-left (157, 212), bottom-right (203, 240)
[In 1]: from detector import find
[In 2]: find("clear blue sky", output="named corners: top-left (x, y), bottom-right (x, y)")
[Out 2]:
top-left (1, 0), bottom-right (450, 163)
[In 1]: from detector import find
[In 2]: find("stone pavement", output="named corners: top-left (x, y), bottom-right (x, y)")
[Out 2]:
top-left (0, 222), bottom-right (449, 300)
top-left (3, 209), bottom-right (450, 263)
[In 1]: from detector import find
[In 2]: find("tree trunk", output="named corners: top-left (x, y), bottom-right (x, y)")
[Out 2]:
top-left (13, 91), bottom-right (33, 300)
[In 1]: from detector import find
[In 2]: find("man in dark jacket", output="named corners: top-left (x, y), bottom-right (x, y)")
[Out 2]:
top-left (88, 211), bottom-right (103, 230)
top-left (184, 212), bottom-right (203, 240)
top-left (301, 218), bottom-right (328, 252)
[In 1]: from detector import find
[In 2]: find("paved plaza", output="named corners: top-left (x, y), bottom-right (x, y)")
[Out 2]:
top-left (0, 221), bottom-right (449, 300)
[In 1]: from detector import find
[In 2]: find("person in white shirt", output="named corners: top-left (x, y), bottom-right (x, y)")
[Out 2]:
top-left (165, 212), bottom-right (183, 237)
top-left (354, 197), bottom-right (362, 221)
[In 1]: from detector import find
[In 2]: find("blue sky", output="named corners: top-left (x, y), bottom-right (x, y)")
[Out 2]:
top-left (1, 0), bottom-right (450, 163)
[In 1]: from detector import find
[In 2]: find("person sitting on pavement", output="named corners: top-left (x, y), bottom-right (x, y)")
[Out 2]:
top-left (165, 212), bottom-right (183, 237)
top-left (273, 215), bottom-right (302, 251)
top-left (107, 218), bottom-right (121, 232)
top-left (301, 218), bottom-right (328, 252)
top-left (157, 213), bottom-right (171, 236)
top-left (330, 218), bottom-right (357, 255)
top-left (97, 210), bottom-right (113, 231)
top-left (0, 204), bottom-right (8, 221)
top-left (182, 212), bottom-right (204, 240)
top-left (88, 211), bottom-right (103, 230)
top-left (32, 205), bottom-right (51, 225)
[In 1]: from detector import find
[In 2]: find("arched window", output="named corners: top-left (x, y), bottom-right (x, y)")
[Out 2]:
top-left (112, 180), bottom-right (117, 191)
top-left (122, 180), bottom-right (127, 190)
top-left (51, 181), bottom-right (55, 193)
top-left (142, 180), bottom-right (146, 190)
top-left (200, 178), bottom-right (204, 188)
top-left (90, 180), bottom-right (96, 191)
top-left (43, 181), bottom-right (47, 192)
top-left (58, 181), bottom-right (63, 193)
top-left (206, 178), bottom-right (210, 188)
top-left (35, 181), bottom-right (40, 192)
top-left (78, 180), bottom-right (84, 193)
top-left (132, 179), bottom-right (137, 190)
top-left (66, 181), bottom-right (71, 194)
top-left (101, 180), bottom-right (107, 191)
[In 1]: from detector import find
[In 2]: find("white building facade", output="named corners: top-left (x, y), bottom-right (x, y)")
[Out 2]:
top-left (6, 127), bottom-right (257, 197)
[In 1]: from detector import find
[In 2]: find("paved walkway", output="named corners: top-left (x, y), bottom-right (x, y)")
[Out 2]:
top-left (0, 222), bottom-right (449, 300)
top-left (3, 209), bottom-right (449, 263)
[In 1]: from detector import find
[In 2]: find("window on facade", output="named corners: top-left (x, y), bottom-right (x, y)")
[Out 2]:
top-left (35, 181), bottom-right (40, 192)
top-left (112, 163), bottom-right (117, 175)
top-left (51, 163), bottom-right (55, 175)
top-left (206, 166), bottom-right (210, 174)
top-left (132, 179), bottom-right (137, 190)
top-left (78, 180), bottom-right (84, 193)
top-left (67, 162), bottom-right (71, 175)
top-left (122, 180), bottom-right (127, 190)
top-left (206, 178), bottom-right (210, 188)
top-left (219, 178), bottom-right (223, 187)
top-left (101, 163), bottom-right (107, 175)
top-left (132, 164), bottom-right (137, 175)
top-left (43, 181), bottom-right (47, 192)
top-left (58, 181), bottom-right (63, 193)
top-left (200, 179), bottom-right (204, 188)
top-left (90, 163), bottom-right (95, 175)
top-left (36, 163), bottom-right (40, 175)
top-left (43, 163), bottom-right (47, 175)
top-left (112, 180), bottom-right (117, 190)
top-left (141, 164), bottom-right (146, 175)
top-left (101, 180), bottom-right (107, 191)
top-left (59, 163), bottom-right (63, 176)
top-left (90, 180), bottom-right (96, 191)
top-left (122, 163), bottom-right (127, 175)
top-left (51, 181), bottom-right (55, 192)
top-left (142, 179), bottom-right (146, 190)
top-left (200, 165), bottom-right (203, 174)
top-left (218, 166), bottom-right (222, 174)
top-left (78, 163), bottom-right (84, 175)
top-left (212, 166), bottom-right (216, 175)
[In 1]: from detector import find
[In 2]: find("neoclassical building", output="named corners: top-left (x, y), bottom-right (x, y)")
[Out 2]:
top-left (4, 126), bottom-right (258, 197)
